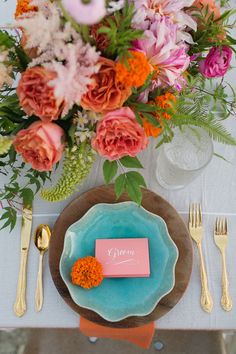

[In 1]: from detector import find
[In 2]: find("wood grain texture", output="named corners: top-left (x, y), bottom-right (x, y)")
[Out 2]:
top-left (49, 185), bottom-right (193, 328)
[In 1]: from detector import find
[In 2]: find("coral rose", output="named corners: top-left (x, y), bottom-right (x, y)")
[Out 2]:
top-left (13, 121), bottom-right (65, 171)
top-left (17, 66), bottom-right (64, 122)
top-left (92, 107), bottom-right (148, 160)
top-left (193, 0), bottom-right (220, 19)
top-left (199, 46), bottom-right (232, 78)
top-left (81, 57), bottom-right (131, 113)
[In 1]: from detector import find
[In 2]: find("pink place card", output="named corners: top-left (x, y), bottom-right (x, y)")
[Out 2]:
top-left (95, 238), bottom-right (150, 278)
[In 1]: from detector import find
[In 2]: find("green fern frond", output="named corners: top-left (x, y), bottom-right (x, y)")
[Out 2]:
top-left (171, 95), bottom-right (236, 146)
top-left (40, 143), bottom-right (96, 202)
top-left (0, 136), bottom-right (13, 155)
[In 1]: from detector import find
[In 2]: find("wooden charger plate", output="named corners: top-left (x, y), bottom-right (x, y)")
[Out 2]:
top-left (49, 185), bottom-right (193, 328)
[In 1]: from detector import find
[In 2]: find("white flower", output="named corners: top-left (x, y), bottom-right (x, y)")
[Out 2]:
top-left (74, 111), bottom-right (99, 144)
top-left (15, 2), bottom-right (62, 54)
top-left (0, 50), bottom-right (13, 89)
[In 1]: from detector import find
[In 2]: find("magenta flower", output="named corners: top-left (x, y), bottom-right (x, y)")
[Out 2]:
top-left (61, 0), bottom-right (106, 25)
top-left (199, 46), bottom-right (232, 78)
top-left (134, 16), bottom-right (190, 87)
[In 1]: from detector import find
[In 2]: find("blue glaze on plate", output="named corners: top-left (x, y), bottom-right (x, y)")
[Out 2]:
top-left (60, 202), bottom-right (179, 322)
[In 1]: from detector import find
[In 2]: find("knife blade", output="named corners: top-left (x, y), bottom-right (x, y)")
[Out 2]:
top-left (14, 206), bottom-right (33, 317)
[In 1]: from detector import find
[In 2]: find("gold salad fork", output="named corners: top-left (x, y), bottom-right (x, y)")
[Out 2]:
top-left (189, 204), bottom-right (213, 313)
top-left (214, 217), bottom-right (232, 311)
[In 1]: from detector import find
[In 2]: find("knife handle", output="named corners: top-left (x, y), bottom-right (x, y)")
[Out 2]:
top-left (14, 249), bottom-right (28, 317)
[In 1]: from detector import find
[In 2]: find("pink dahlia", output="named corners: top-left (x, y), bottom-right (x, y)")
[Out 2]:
top-left (131, 0), bottom-right (196, 42)
top-left (134, 16), bottom-right (190, 87)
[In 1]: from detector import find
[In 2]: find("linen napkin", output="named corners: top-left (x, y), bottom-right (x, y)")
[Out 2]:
top-left (80, 317), bottom-right (155, 349)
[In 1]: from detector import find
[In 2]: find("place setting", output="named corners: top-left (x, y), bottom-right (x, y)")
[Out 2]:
top-left (0, 0), bottom-right (236, 349)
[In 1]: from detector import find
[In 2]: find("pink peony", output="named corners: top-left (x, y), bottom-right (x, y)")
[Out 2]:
top-left (134, 16), bottom-right (190, 87)
top-left (199, 46), bottom-right (232, 78)
top-left (13, 121), bottom-right (65, 171)
top-left (61, 0), bottom-right (106, 25)
top-left (92, 107), bottom-right (148, 160)
top-left (17, 67), bottom-right (64, 122)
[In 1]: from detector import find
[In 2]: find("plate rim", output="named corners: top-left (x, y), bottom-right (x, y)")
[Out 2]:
top-left (59, 201), bottom-right (179, 322)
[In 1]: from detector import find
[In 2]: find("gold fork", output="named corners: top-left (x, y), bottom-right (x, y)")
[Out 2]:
top-left (214, 217), bottom-right (232, 311)
top-left (189, 203), bottom-right (213, 313)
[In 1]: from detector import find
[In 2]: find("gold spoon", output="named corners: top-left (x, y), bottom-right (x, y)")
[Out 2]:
top-left (34, 224), bottom-right (51, 312)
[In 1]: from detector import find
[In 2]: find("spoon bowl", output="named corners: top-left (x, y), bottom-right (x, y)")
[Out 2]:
top-left (34, 224), bottom-right (51, 253)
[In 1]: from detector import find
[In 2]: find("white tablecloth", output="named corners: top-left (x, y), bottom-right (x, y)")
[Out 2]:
top-left (1, 1), bottom-right (236, 330)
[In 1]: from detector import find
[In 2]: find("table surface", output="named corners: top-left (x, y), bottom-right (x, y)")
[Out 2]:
top-left (1, 1), bottom-right (236, 330)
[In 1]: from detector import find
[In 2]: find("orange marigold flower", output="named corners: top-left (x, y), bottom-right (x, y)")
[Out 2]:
top-left (143, 119), bottom-right (162, 138)
top-left (115, 51), bottom-right (151, 88)
top-left (71, 256), bottom-right (103, 289)
top-left (156, 92), bottom-right (176, 109)
top-left (143, 93), bottom-right (176, 138)
top-left (15, 0), bottom-right (37, 18)
top-left (156, 92), bottom-right (176, 120)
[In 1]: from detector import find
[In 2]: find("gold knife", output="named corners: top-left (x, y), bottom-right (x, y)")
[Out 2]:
top-left (14, 205), bottom-right (33, 317)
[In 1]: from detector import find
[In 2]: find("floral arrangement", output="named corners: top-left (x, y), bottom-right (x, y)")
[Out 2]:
top-left (0, 0), bottom-right (236, 230)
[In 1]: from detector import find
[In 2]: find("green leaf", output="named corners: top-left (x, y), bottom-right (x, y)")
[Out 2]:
top-left (134, 111), bottom-right (143, 126)
top-left (67, 123), bottom-right (76, 148)
top-left (120, 156), bottom-right (143, 169)
top-left (213, 153), bottom-right (231, 163)
top-left (103, 160), bottom-right (118, 184)
top-left (142, 112), bottom-right (160, 128)
top-left (0, 31), bottom-right (15, 49)
top-left (0, 207), bottom-right (17, 232)
top-left (20, 188), bottom-right (34, 208)
top-left (126, 171), bottom-right (146, 188)
top-left (14, 46), bottom-right (30, 72)
top-left (125, 178), bottom-right (142, 205)
top-left (114, 174), bottom-right (126, 199)
top-left (226, 35), bottom-right (236, 45)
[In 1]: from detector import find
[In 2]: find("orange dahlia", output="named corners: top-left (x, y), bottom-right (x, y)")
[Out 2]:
top-left (115, 51), bottom-right (151, 88)
top-left (71, 256), bottom-right (103, 289)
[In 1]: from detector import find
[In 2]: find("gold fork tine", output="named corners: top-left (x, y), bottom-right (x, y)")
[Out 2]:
top-left (215, 217), bottom-right (218, 234)
top-left (217, 217), bottom-right (220, 234)
top-left (220, 218), bottom-right (224, 234)
top-left (224, 218), bottom-right (227, 234)
top-left (197, 203), bottom-right (202, 227)
top-left (189, 204), bottom-right (193, 227)
top-left (193, 203), bottom-right (197, 227)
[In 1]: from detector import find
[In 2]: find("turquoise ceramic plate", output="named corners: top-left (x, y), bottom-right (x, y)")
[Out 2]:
top-left (60, 202), bottom-right (179, 322)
